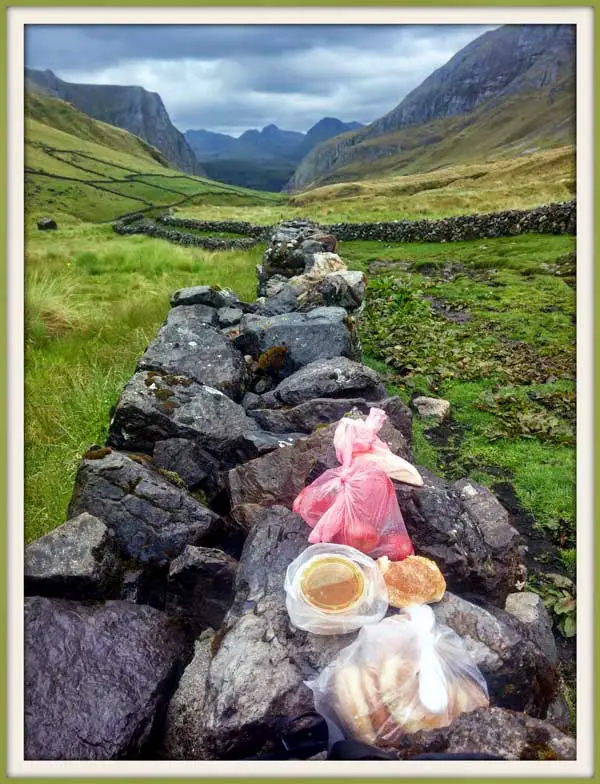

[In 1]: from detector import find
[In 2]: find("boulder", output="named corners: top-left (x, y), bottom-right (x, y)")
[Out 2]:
top-left (67, 450), bottom-right (224, 567)
top-left (170, 285), bottom-right (243, 310)
top-left (24, 513), bottom-right (122, 600)
top-left (234, 309), bottom-right (360, 377)
top-left (160, 629), bottom-right (215, 760)
top-left (412, 396), bottom-right (451, 423)
top-left (217, 306), bottom-right (243, 327)
top-left (395, 707), bottom-right (576, 760)
top-left (228, 416), bottom-right (411, 509)
top-left (260, 357), bottom-right (387, 408)
top-left (504, 591), bottom-right (558, 665)
top-left (107, 371), bottom-right (283, 469)
top-left (255, 284), bottom-right (299, 316)
top-left (297, 270), bottom-right (367, 312)
top-left (37, 217), bottom-right (57, 231)
top-left (297, 252), bottom-right (347, 280)
top-left (395, 470), bottom-right (522, 604)
top-left (166, 546), bottom-right (237, 637)
top-left (265, 274), bottom-right (290, 298)
top-left (24, 597), bottom-right (188, 760)
top-left (432, 593), bottom-right (559, 717)
top-left (137, 306), bottom-right (246, 399)
top-left (152, 438), bottom-right (222, 498)
top-left (198, 507), bottom-right (353, 759)
top-left (378, 396), bottom-right (414, 447)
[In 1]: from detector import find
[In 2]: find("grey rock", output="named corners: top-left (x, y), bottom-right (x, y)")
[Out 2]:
top-left (266, 357), bottom-right (387, 407)
top-left (297, 270), bottom-right (366, 312)
top-left (24, 596), bottom-right (188, 760)
top-left (395, 469), bottom-right (522, 604)
top-left (119, 568), bottom-right (168, 610)
top-left (217, 306), bottom-right (243, 327)
top-left (160, 630), bottom-right (215, 760)
top-left (432, 592), bottom-right (559, 717)
top-left (24, 513), bottom-right (122, 600)
top-left (413, 395), bottom-right (451, 422)
top-left (107, 371), bottom-right (279, 469)
top-left (265, 274), bottom-right (290, 298)
top-left (234, 310), bottom-right (360, 376)
top-left (247, 407), bottom-right (301, 434)
top-left (137, 307), bottom-right (246, 398)
top-left (241, 391), bottom-right (262, 410)
top-left (37, 217), bottom-right (57, 230)
top-left (200, 507), bottom-right (353, 759)
top-left (255, 284), bottom-right (299, 316)
top-left (67, 450), bottom-right (223, 567)
top-left (395, 707), bottom-right (576, 760)
top-left (170, 285), bottom-right (241, 309)
top-left (152, 438), bottom-right (222, 497)
top-left (505, 591), bottom-right (558, 665)
top-left (378, 396), bottom-right (414, 447)
top-left (546, 693), bottom-right (572, 733)
top-left (228, 416), bottom-right (411, 509)
top-left (166, 546), bottom-right (237, 637)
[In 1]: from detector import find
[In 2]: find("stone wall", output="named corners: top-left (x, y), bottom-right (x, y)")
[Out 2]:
top-left (112, 217), bottom-right (262, 250)
top-left (22, 220), bottom-right (572, 762)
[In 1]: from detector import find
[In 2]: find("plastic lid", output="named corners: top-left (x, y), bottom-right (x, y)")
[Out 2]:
top-left (299, 555), bottom-right (366, 613)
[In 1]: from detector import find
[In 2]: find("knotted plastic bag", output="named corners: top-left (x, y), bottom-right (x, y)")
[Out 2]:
top-left (306, 605), bottom-right (489, 748)
top-left (292, 408), bottom-right (421, 559)
top-left (284, 543), bottom-right (389, 635)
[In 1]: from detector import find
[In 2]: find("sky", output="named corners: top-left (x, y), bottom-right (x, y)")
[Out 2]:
top-left (25, 24), bottom-right (498, 137)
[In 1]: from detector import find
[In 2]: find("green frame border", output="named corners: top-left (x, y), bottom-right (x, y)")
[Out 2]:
top-left (2, 3), bottom-right (597, 782)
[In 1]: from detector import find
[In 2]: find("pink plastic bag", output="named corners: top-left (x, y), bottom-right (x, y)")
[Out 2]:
top-left (334, 408), bottom-right (424, 486)
top-left (293, 460), bottom-right (414, 560)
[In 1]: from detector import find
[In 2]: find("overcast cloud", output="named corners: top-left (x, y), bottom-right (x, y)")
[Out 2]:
top-left (25, 24), bottom-right (497, 136)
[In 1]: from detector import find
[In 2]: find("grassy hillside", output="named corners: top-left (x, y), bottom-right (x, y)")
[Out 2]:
top-left (291, 84), bottom-right (575, 192)
top-left (25, 94), bottom-right (285, 225)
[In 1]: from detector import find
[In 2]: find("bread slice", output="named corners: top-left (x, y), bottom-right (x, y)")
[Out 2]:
top-left (332, 664), bottom-right (377, 745)
top-left (377, 555), bottom-right (446, 608)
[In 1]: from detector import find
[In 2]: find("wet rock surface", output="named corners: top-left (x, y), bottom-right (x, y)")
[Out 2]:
top-left (395, 470), bottom-right (522, 604)
top-left (24, 597), bottom-right (188, 760)
top-left (67, 450), bottom-right (223, 566)
top-left (24, 512), bottom-right (122, 600)
top-left (166, 546), bottom-right (237, 637)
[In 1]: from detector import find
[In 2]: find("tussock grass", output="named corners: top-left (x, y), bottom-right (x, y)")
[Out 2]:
top-left (25, 224), bottom-right (260, 540)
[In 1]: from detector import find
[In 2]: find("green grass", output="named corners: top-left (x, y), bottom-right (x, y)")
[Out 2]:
top-left (346, 232), bottom-right (576, 547)
top-left (25, 223), bottom-right (261, 541)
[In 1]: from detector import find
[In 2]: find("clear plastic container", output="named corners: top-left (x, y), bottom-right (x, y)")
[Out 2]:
top-left (284, 543), bottom-right (389, 635)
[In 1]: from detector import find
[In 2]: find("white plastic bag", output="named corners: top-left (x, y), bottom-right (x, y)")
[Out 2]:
top-left (284, 544), bottom-right (389, 635)
top-left (306, 605), bottom-right (489, 747)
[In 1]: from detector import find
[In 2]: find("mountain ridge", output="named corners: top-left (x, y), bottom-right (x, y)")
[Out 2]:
top-left (287, 24), bottom-right (575, 192)
top-left (25, 68), bottom-right (202, 176)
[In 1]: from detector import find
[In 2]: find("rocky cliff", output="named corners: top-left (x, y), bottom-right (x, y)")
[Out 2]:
top-left (25, 68), bottom-right (202, 176)
top-left (287, 24), bottom-right (575, 191)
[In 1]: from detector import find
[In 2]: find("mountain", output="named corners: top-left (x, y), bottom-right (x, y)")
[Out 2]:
top-left (287, 24), bottom-right (575, 192)
top-left (25, 68), bottom-right (202, 176)
top-left (184, 118), bottom-right (363, 191)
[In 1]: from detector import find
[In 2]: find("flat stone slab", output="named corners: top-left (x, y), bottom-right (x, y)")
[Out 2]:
top-left (138, 305), bottom-right (246, 399)
top-left (24, 597), bottom-right (187, 760)
top-left (25, 512), bottom-right (122, 600)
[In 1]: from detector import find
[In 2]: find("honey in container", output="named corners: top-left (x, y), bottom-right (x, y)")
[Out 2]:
top-left (284, 543), bottom-right (389, 635)
top-left (300, 555), bottom-right (366, 613)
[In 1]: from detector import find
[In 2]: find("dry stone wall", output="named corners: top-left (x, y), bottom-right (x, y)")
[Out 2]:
top-left (23, 219), bottom-right (573, 762)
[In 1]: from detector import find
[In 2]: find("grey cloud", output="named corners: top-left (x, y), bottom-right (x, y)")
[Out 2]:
top-left (24, 24), bottom-right (497, 135)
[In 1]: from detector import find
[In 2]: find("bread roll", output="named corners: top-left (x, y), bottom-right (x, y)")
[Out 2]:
top-left (332, 664), bottom-right (377, 745)
top-left (377, 555), bottom-right (446, 608)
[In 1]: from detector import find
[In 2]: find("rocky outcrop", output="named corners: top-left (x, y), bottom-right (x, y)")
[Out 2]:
top-left (26, 68), bottom-right (202, 175)
top-left (24, 597), bottom-right (188, 760)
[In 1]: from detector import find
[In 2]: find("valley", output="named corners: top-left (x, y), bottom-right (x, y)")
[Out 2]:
top-left (22, 21), bottom-right (579, 741)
